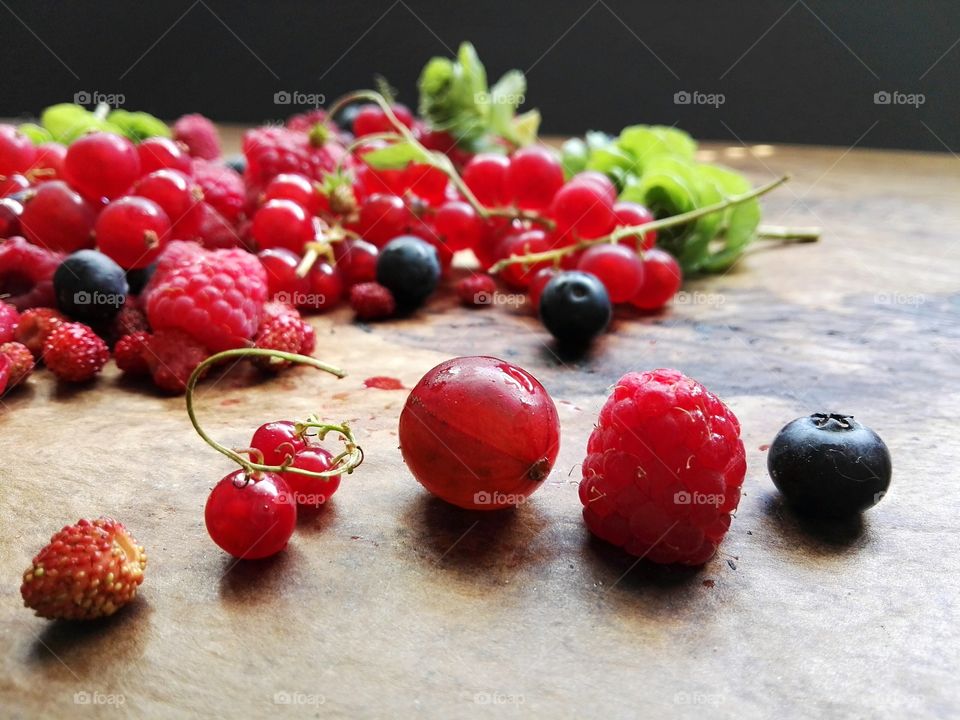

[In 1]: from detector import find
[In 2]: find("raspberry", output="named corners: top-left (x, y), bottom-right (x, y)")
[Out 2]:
top-left (109, 298), bottom-right (150, 344)
top-left (0, 236), bottom-right (63, 310)
top-left (191, 159), bottom-right (245, 223)
top-left (253, 313), bottom-right (305, 371)
top-left (197, 203), bottom-right (246, 250)
top-left (349, 282), bottom-right (396, 321)
top-left (0, 341), bottom-right (34, 389)
top-left (144, 329), bottom-right (209, 393)
top-left (0, 301), bottom-right (18, 343)
top-left (285, 109), bottom-right (329, 133)
top-left (14, 307), bottom-right (65, 357)
top-left (579, 369), bottom-right (746, 566)
top-left (42, 322), bottom-right (110, 382)
top-left (21, 517), bottom-right (147, 620)
top-left (243, 125), bottom-right (349, 187)
top-left (114, 332), bottom-right (150, 375)
top-left (144, 241), bottom-right (267, 352)
top-left (172, 113), bottom-right (221, 160)
top-left (455, 273), bottom-right (496, 306)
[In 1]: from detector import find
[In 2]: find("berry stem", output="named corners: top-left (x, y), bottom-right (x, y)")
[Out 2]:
top-left (185, 349), bottom-right (363, 479)
top-left (756, 224), bottom-right (821, 242)
top-left (489, 175), bottom-right (791, 273)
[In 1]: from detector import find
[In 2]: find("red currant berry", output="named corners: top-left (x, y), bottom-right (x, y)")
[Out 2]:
top-left (434, 201), bottom-right (482, 252)
top-left (403, 163), bottom-right (448, 205)
top-left (252, 199), bottom-right (314, 253)
top-left (527, 267), bottom-right (557, 310)
top-left (455, 273), bottom-right (496, 306)
top-left (613, 201), bottom-right (656, 250)
top-left (357, 193), bottom-right (411, 247)
top-left (0, 125), bottom-right (36, 176)
top-left (136, 137), bottom-right (192, 176)
top-left (95, 196), bottom-right (171, 269)
top-left (250, 420), bottom-right (307, 466)
top-left (473, 217), bottom-right (521, 270)
top-left (549, 179), bottom-right (616, 240)
top-left (576, 244), bottom-right (645, 303)
top-left (307, 261), bottom-right (344, 312)
top-left (20, 180), bottom-right (96, 252)
top-left (399, 356), bottom-right (560, 510)
top-left (334, 238), bottom-right (379, 286)
top-left (263, 173), bottom-right (321, 215)
top-left (0, 174), bottom-right (29, 197)
top-left (205, 470), bottom-right (296, 559)
top-left (131, 169), bottom-right (204, 241)
top-left (353, 103), bottom-right (414, 136)
top-left (281, 447), bottom-right (341, 509)
top-left (31, 143), bottom-right (67, 183)
top-left (497, 228), bottom-right (552, 290)
top-left (463, 153), bottom-right (510, 207)
top-left (505, 146), bottom-right (564, 211)
top-left (64, 132), bottom-right (140, 201)
top-left (258, 247), bottom-right (309, 304)
top-left (0, 196), bottom-right (23, 238)
top-left (569, 171), bottom-right (617, 204)
top-left (631, 248), bottom-right (682, 310)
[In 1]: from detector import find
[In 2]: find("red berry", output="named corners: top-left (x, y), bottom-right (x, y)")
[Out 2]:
top-left (580, 369), bottom-right (746, 565)
top-left (306, 261), bottom-right (343, 313)
top-left (434, 201), bottom-right (482, 251)
top-left (0, 354), bottom-right (8, 394)
top-left (403, 163), bottom-right (448, 205)
top-left (0, 125), bottom-right (37, 176)
top-left (569, 171), bottom-right (617, 203)
top-left (353, 103), bottom-right (414, 136)
top-left (258, 247), bottom-right (309, 304)
top-left (576, 244), bottom-right (645, 304)
top-left (251, 420), bottom-right (308, 466)
top-left (0, 301), bottom-right (18, 343)
top-left (20, 181), bottom-right (96, 253)
top-left (132, 169), bottom-right (204, 241)
top-left (550, 179), bottom-right (616, 240)
top-left (356, 193), bottom-right (411, 248)
top-left (262, 173), bottom-right (321, 215)
top-left (399, 356), bottom-right (560, 509)
top-left (43, 322), bottom-right (109, 382)
top-left (95, 196), bottom-right (171, 269)
top-left (20, 517), bottom-right (147, 620)
top-left (505, 146), bottom-right (564, 211)
top-left (0, 341), bottom-right (34, 389)
top-left (463, 153), bottom-right (510, 207)
top-left (172, 114), bottom-right (221, 160)
top-left (114, 332), bottom-right (150, 375)
top-left (496, 229), bottom-right (552, 290)
top-left (527, 267), bottom-right (557, 310)
top-left (252, 199), bottom-right (314, 253)
top-left (243, 125), bottom-right (347, 187)
top-left (299, 321), bottom-right (315, 354)
top-left (334, 238), bottom-right (379, 286)
top-left (191, 158), bottom-right (245, 223)
top-left (137, 137), bottom-right (192, 175)
top-left (455, 273), bottom-right (497, 306)
top-left (0, 237), bottom-right (62, 310)
top-left (64, 132), bottom-right (140, 201)
top-left (253, 313), bottom-right (305, 371)
top-left (631, 248), bottom-right (682, 310)
top-left (205, 470), bottom-right (296, 559)
top-left (196, 203), bottom-right (246, 250)
top-left (349, 282), bottom-right (395, 320)
top-left (14, 307), bottom-right (65, 356)
top-left (0, 173), bottom-right (30, 197)
top-left (31, 143), bottom-right (67, 183)
top-left (613, 201), bottom-right (657, 250)
top-left (281, 447), bottom-right (341, 509)
top-left (0, 196), bottom-right (23, 237)
top-left (143, 328), bottom-right (209, 393)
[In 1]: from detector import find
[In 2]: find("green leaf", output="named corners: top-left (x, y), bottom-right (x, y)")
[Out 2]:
top-left (361, 140), bottom-right (433, 171)
top-left (561, 137), bottom-right (589, 177)
top-left (508, 109), bottom-right (540, 147)
top-left (696, 165), bottom-right (760, 272)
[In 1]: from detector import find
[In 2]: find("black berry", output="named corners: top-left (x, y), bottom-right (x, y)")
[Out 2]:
top-left (126, 263), bottom-right (156, 296)
top-left (224, 154), bottom-right (247, 175)
top-left (538, 271), bottom-right (611, 345)
top-left (767, 413), bottom-right (892, 517)
top-left (375, 235), bottom-right (440, 308)
top-left (53, 249), bottom-right (129, 324)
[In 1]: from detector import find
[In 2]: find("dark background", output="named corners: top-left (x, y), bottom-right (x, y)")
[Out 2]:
top-left (1, 0), bottom-right (958, 151)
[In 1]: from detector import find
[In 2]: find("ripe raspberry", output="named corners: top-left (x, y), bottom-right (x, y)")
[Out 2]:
top-left (109, 298), bottom-right (150, 344)
top-left (0, 341), bottom-right (34, 389)
top-left (197, 203), bottom-right (247, 250)
top-left (191, 159), bottom-right (245, 223)
top-left (14, 307), bottom-right (65, 357)
top-left (0, 236), bottom-right (63, 310)
top-left (144, 329), bottom-right (210, 393)
top-left (0, 301), bottom-right (18, 343)
top-left (579, 369), bottom-right (746, 566)
top-left (243, 125), bottom-right (349, 187)
top-left (114, 332), bottom-right (150, 375)
top-left (254, 313), bottom-right (305, 371)
top-left (172, 113), bottom-right (221, 160)
top-left (455, 273), bottom-right (497, 306)
top-left (349, 282), bottom-right (396, 321)
top-left (144, 241), bottom-right (267, 352)
top-left (43, 322), bottom-right (110, 382)
top-left (285, 109), bottom-right (329, 133)
top-left (21, 517), bottom-right (147, 620)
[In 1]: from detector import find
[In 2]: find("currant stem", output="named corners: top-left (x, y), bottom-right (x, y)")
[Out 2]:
top-left (185, 349), bottom-right (362, 480)
top-left (489, 174), bottom-right (791, 273)
top-left (756, 224), bottom-right (821, 242)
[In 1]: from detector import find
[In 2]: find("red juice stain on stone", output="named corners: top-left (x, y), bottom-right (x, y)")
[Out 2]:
top-left (363, 376), bottom-right (404, 390)
top-left (759, 443), bottom-right (770, 451)
top-left (702, 579), bottom-right (715, 588)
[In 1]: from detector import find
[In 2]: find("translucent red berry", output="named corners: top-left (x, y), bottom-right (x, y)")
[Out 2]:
top-left (205, 470), bottom-right (297, 559)
top-left (576, 244), bottom-right (645, 303)
top-left (281, 447), bottom-right (341, 509)
top-left (0, 125), bottom-right (37, 176)
top-left (64, 132), bottom-right (140, 201)
top-left (462, 153), bottom-right (510, 207)
top-left (550, 178), bottom-right (616, 240)
top-left (357, 193), bottom-right (411, 248)
top-left (631, 248), bottom-right (682, 310)
top-left (434, 201), bottom-right (482, 251)
top-left (20, 181), bottom-right (96, 253)
top-left (96, 196), bottom-right (171, 269)
top-left (613, 201), bottom-right (656, 250)
top-left (137, 137), bottom-right (192, 176)
top-left (504, 146), bottom-right (564, 211)
top-left (252, 199), bottom-right (314, 253)
top-left (263, 173), bottom-right (321, 215)
top-left (250, 420), bottom-right (307, 466)
top-left (496, 229), bottom-right (552, 290)
top-left (131, 169), bottom-right (204, 241)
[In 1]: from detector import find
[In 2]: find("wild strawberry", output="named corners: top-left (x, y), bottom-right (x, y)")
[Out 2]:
top-left (0, 301), bottom-right (18, 343)
top-left (254, 313), bottom-right (305, 371)
top-left (21, 518), bottom-right (147, 620)
top-left (114, 332), bottom-right (150, 375)
top-left (0, 341), bottom-right (34, 389)
top-left (42, 322), bottom-right (109, 382)
top-left (144, 329), bottom-right (209, 394)
top-left (349, 282), bottom-right (396, 321)
top-left (13, 307), bottom-right (65, 358)
top-left (0, 236), bottom-right (63, 310)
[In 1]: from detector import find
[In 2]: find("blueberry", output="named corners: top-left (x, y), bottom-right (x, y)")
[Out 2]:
top-left (126, 263), bottom-right (156, 296)
top-left (53, 249), bottom-right (129, 324)
top-left (224, 153), bottom-right (247, 175)
top-left (767, 413), bottom-right (892, 517)
top-left (375, 235), bottom-right (440, 308)
top-left (538, 271), bottom-right (611, 345)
